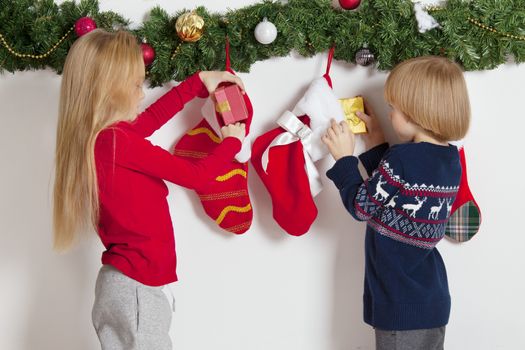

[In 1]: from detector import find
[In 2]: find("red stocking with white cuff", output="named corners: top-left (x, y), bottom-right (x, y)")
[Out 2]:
top-left (172, 39), bottom-right (253, 234)
top-left (251, 48), bottom-right (345, 236)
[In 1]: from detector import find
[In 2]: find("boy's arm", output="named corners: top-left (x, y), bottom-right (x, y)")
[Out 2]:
top-left (326, 150), bottom-right (403, 221)
top-left (128, 72), bottom-right (209, 138)
top-left (358, 142), bottom-right (389, 177)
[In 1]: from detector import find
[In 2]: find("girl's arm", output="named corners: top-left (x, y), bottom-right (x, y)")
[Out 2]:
top-left (129, 71), bottom-right (245, 138)
top-left (128, 73), bottom-right (208, 138)
top-left (98, 127), bottom-right (242, 189)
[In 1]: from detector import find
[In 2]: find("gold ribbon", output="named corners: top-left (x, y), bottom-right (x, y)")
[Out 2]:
top-left (216, 101), bottom-right (231, 113)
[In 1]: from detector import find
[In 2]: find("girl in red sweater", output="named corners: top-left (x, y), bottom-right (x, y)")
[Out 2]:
top-left (53, 29), bottom-right (246, 349)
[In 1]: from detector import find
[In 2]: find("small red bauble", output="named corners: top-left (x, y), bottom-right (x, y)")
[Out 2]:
top-left (141, 43), bottom-right (156, 66)
top-left (74, 17), bottom-right (97, 37)
top-left (339, 0), bottom-right (361, 10)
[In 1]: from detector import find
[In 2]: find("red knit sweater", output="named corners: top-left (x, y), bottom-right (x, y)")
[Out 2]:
top-left (94, 73), bottom-right (242, 286)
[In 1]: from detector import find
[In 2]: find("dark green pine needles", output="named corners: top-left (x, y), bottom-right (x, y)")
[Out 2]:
top-left (0, 0), bottom-right (524, 87)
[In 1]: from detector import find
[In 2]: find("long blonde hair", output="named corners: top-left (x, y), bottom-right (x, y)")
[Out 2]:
top-left (53, 29), bottom-right (143, 251)
top-left (384, 56), bottom-right (471, 141)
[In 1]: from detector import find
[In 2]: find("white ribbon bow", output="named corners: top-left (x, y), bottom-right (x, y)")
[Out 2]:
top-left (261, 111), bottom-right (323, 197)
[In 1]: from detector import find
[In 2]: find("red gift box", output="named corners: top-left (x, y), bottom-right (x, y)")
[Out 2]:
top-left (214, 85), bottom-right (249, 125)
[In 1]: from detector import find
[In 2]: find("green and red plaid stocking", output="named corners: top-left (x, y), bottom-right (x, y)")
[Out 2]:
top-left (445, 145), bottom-right (482, 242)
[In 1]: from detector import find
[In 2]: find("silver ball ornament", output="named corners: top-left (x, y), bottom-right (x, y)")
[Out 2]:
top-left (355, 48), bottom-right (375, 66)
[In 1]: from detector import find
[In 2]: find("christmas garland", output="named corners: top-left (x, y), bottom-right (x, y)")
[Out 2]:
top-left (0, 0), bottom-right (524, 87)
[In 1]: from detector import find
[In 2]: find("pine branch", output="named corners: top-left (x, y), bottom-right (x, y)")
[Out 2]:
top-left (0, 0), bottom-right (523, 86)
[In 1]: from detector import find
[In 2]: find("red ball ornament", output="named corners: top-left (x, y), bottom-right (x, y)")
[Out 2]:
top-left (75, 17), bottom-right (97, 37)
top-left (141, 43), bottom-right (156, 66)
top-left (339, 0), bottom-right (361, 10)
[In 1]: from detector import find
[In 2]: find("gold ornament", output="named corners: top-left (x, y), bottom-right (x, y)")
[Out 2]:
top-left (175, 11), bottom-right (205, 43)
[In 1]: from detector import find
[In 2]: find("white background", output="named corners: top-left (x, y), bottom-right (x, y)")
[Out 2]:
top-left (1, 1), bottom-right (524, 349)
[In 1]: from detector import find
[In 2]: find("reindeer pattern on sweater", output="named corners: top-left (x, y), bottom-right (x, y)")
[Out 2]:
top-left (326, 142), bottom-right (461, 330)
top-left (351, 144), bottom-right (459, 249)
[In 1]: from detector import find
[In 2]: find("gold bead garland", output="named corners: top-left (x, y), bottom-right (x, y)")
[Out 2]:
top-left (427, 6), bottom-right (525, 42)
top-left (467, 18), bottom-right (525, 41)
top-left (171, 43), bottom-right (183, 61)
top-left (0, 25), bottom-right (75, 59)
top-left (426, 6), bottom-right (444, 12)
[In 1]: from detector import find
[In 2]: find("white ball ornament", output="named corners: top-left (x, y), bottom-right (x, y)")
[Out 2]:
top-left (254, 17), bottom-right (277, 45)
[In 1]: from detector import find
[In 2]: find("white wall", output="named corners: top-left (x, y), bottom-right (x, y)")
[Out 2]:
top-left (1, 1), bottom-right (524, 349)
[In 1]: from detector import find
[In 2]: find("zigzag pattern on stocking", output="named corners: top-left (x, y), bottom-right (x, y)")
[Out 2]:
top-left (173, 119), bottom-right (252, 234)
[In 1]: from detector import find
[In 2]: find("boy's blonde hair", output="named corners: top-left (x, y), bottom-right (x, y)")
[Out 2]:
top-left (384, 56), bottom-right (470, 142)
top-left (53, 29), bottom-right (144, 251)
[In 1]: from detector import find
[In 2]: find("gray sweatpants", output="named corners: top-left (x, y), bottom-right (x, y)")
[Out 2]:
top-left (92, 265), bottom-right (173, 350)
top-left (375, 327), bottom-right (446, 350)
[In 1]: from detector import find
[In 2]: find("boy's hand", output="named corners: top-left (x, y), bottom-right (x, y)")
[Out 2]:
top-left (220, 122), bottom-right (246, 143)
top-left (322, 119), bottom-right (355, 161)
top-left (356, 99), bottom-right (386, 150)
top-left (198, 71), bottom-right (246, 95)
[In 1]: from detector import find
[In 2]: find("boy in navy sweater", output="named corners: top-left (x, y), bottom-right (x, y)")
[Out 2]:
top-left (322, 56), bottom-right (471, 350)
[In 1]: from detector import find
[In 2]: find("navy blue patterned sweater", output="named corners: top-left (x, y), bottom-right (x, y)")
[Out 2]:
top-left (326, 142), bottom-right (461, 331)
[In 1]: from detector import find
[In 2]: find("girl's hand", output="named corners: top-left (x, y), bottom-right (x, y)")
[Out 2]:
top-left (220, 122), bottom-right (246, 143)
top-left (357, 99), bottom-right (386, 150)
top-left (198, 71), bottom-right (246, 95)
top-left (322, 119), bottom-right (355, 161)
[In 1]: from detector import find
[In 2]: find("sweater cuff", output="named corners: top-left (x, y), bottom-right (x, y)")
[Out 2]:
top-left (359, 143), bottom-right (389, 176)
top-left (326, 156), bottom-right (362, 190)
top-left (187, 71), bottom-right (210, 99)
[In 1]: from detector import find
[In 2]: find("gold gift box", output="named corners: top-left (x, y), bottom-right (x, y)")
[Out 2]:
top-left (339, 96), bottom-right (367, 134)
